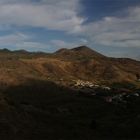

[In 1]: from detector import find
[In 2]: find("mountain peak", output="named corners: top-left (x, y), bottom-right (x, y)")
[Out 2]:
top-left (71, 46), bottom-right (106, 58)
top-left (55, 48), bottom-right (69, 54)
top-left (71, 46), bottom-right (91, 51)
top-left (0, 48), bottom-right (11, 53)
top-left (54, 46), bottom-right (106, 59)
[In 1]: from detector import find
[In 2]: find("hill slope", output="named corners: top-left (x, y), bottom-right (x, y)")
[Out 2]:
top-left (0, 46), bottom-right (140, 86)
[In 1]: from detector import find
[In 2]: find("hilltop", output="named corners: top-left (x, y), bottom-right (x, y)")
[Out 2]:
top-left (54, 46), bottom-right (105, 60)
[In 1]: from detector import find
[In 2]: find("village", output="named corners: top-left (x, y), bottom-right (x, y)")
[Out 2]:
top-left (73, 79), bottom-right (111, 90)
top-left (72, 79), bottom-right (140, 104)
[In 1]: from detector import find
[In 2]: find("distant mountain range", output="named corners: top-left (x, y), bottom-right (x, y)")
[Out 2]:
top-left (0, 46), bottom-right (140, 87)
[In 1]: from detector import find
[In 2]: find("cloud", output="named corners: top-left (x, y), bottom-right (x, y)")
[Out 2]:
top-left (0, 0), bottom-right (139, 55)
top-left (0, 32), bottom-right (48, 51)
top-left (0, 33), bottom-right (29, 46)
top-left (50, 39), bottom-right (88, 50)
top-left (50, 39), bottom-right (78, 50)
top-left (76, 6), bottom-right (140, 48)
top-left (0, 0), bottom-right (85, 51)
top-left (15, 41), bottom-right (48, 51)
top-left (0, 0), bottom-right (84, 32)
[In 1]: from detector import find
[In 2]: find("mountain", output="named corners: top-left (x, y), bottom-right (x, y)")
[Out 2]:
top-left (54, 46), bottom-right (105, 60)
top-left (0, 48), bottom-right (11, 53)
top-left (0, 46), bottom-right (140, 87)
top-left (0, 46), bottom-right (140, 140)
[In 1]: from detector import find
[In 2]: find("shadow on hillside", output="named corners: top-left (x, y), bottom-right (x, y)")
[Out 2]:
top-left (0, 79), bottom-right (140, 140)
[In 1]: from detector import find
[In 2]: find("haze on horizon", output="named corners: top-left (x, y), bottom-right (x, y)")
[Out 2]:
top-left (0, 0), bottom-right (139, 60)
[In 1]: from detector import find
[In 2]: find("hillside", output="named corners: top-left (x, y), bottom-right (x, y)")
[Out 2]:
top-left (0, 47), bottom-right (140, 140)
top-left (0, 46), bottom-right (140, 87)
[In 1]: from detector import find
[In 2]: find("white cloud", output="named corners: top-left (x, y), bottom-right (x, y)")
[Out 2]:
top-left (50, 39), bottom-right (88, 50)
top-left (0, 32), bottom-right (48, 51)
top-left (15, 41), bottom-right (48, 51)
top-left (0, 32), bottom-right (88, 52)
top-left (0, 33), bottom-right (28, 46)
top-left (76, 6), bottom-right (140, 48)
top-left (0, 0), bottom-right (84, 32)
top-left (0, 0), bottom-right (140, 53)
top-left (50, 40), bottom-right (78, 50)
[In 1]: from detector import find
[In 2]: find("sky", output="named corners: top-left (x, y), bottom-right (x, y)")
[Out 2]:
top-left (0, 0), bottom-right (140, 59)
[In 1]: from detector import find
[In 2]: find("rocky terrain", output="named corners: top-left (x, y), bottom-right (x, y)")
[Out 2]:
top-left (0, 46), bottom-right (140, 87)
top-left (0, 46), bottom-right (140, 139)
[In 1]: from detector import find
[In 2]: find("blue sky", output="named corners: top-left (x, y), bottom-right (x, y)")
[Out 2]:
top-left (0, 0), bottom-right (140, 59)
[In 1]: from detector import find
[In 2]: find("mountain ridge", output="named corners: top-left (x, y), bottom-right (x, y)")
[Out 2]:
top-left (0, 46), bottom-right (139, 87)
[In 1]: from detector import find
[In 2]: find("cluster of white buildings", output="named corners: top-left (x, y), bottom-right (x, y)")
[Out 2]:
top-left (74, 80), bottom-right (99, 88)
top-left (74, 79), bottom-right (111, 90)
